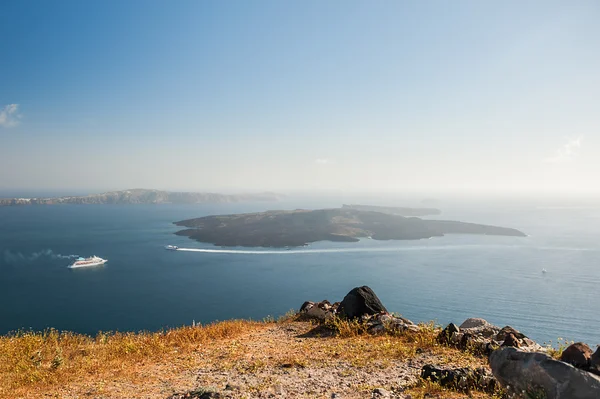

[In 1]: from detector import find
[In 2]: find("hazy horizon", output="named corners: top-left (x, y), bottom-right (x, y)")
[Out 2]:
top-left (2, 1), bottom-right (599, 196)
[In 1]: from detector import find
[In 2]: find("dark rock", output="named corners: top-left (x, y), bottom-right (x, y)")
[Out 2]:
top-left (501, 333), bottom-right (520, 348)
top-left (317, 300), bottom-right (332, 311)
top-left (371, 388), bottom-right (392, 399)
top-left (367, 323), bottom-right (386, 335)
top-left (591, 347), bottom-right (600, 376)
top-left (361, 312), bottom-right (419, 335)
top-left (166, 390), bottom-right (221, 399)
top-left (224, 383), bottom-right (241, 391)
top-left (437, 323), bottom-right (460, 345)
top-left (446, 322), bottom-right (460, 334)
top-left (421, 364), bottom-right (497, 393)
top-left (490, 347), bottom-right (600, 399)
top-left (299, 301), bottom-right (313, 312)
top-left (440, 319), bottom-right (542, 356)
top-left (560, 342), bottom-right (593, 369)
top-left (372, 387), bottom-right (391, 398)
top-left (458, 333), bottom-right (476, 351)
top-left (337, 286), bottom-right (387, 319)
top-left (298, 300), bottom-right (334, 322)
top-left (497, 325), bottom-right (526, 341)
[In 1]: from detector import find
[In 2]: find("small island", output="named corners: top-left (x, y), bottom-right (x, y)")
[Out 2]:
top-left (174, 207), bottom-right (526, 247)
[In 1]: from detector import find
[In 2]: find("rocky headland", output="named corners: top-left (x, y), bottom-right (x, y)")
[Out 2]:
top-left (290, 286), bottom-right (600, 399)
top-left (0, 189), bottom-right (283, 206)
top-left (174, 207), bottom-right (526, 247)
top-left (3, 285), bottom-right (598, 399)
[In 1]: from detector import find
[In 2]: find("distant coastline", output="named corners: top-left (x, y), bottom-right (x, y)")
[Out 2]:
top-left (174, 206), bottom-right (526, 248)
top-left (0, 188), bottom-right (283, 206)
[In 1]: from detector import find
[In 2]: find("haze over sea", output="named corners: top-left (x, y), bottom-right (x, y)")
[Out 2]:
top-left (1, 196), bottom-right (599, 347)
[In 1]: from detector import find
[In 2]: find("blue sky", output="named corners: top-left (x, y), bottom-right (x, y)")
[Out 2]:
top-left (1, 1), bottom-right (599, 195)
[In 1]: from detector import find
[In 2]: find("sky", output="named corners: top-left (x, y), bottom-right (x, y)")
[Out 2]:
top-left (1, 0), bottom-right (599, 196)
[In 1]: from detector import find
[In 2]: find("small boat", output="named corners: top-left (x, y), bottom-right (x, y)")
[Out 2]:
top-left (165, 245), bottom-right (179, 251)
top-left (69, 256), bottom-right (107, 268)
top-left (542, 268), bottom-right (547, 273)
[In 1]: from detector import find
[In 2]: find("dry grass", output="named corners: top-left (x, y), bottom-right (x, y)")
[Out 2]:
top-left (404, 380), bottom-right (505, 399)
top-left (322, 317), bottom-right (487, 368)
top-left (545, 337), bottom-right (574, 359)
top-left (0, 320), bottom-right (266, 399)
top-left (0, 316), bottom-right (501, 399)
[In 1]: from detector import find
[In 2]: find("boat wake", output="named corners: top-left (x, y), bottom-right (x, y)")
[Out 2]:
top-left (175, 244), bottom-right (598, 255)
top-left (2, 249), bottom-right (80, 265)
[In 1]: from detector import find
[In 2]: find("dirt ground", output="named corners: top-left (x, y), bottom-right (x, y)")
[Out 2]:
top-left (14, 321), bottom-right (490, 399)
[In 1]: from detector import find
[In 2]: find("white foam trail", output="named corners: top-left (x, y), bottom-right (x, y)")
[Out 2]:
top-left (175, 244), bottom-right (598, 255)
top-left (2, 249), bottom-right (79, 264)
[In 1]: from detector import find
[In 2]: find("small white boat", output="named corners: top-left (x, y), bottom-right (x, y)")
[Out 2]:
top-left (165, 245), bottom-right (179, 251)
top-left (69, 256), bottom-right (107, 268)
top-left (542, 268), bottom-right (547, 273)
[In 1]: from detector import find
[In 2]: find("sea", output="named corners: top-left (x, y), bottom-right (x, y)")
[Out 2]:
top-left (1, 196), bottom-right (599, 347)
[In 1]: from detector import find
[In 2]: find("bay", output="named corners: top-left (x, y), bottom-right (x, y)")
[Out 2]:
top-left (1, 200), bottom-right (598, 347)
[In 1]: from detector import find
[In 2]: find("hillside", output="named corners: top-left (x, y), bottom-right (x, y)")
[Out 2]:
top-left (2, 286), bottom-right (597, 399)
top-left (0, 315), bottom-right (493, 399)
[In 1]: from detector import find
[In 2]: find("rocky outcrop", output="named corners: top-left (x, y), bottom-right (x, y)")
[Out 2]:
top-left (560, 342), bottom-right (593, 369)
top-left (421, 364), bottom-right (497, 393)
top-left (298, 300), bottom-right (336, 322)
top-left (363, 312), bottom-right (420, 334)
top-left (337, 286), bottom-right (387, 319)
top-left (298, 288), bottom-right (600, 398)
top-left (438, 318), bottom-right (543, 356)
top-left (490, 347), bottom-right (600, 399)
top-left (298, 286), bottom-right (419, 335)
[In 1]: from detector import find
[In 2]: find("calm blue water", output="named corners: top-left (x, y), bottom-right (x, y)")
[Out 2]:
top-left (1, 201), bottom-right (599, 347)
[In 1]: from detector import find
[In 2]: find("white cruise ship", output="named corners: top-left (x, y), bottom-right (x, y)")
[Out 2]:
top-left (69, 256), bottom-right (107, 268)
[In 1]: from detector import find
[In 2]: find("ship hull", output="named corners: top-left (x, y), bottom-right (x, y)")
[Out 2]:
top-left (69, 259), bottom-right (107, 268)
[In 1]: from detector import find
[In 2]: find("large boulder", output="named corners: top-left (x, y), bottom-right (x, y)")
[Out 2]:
top-left (590, 347), bottom-right (600, 376)
top-left (337, 286), bottom-right (387, 319)
top-left (560, 342), bottom-right (593, 369)
top-left (490, 347), bottom-right (600, 399)
top-left (459, 318), bottom-right (500, 338)
top-left (460, 318), bottom-right (492, 329)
